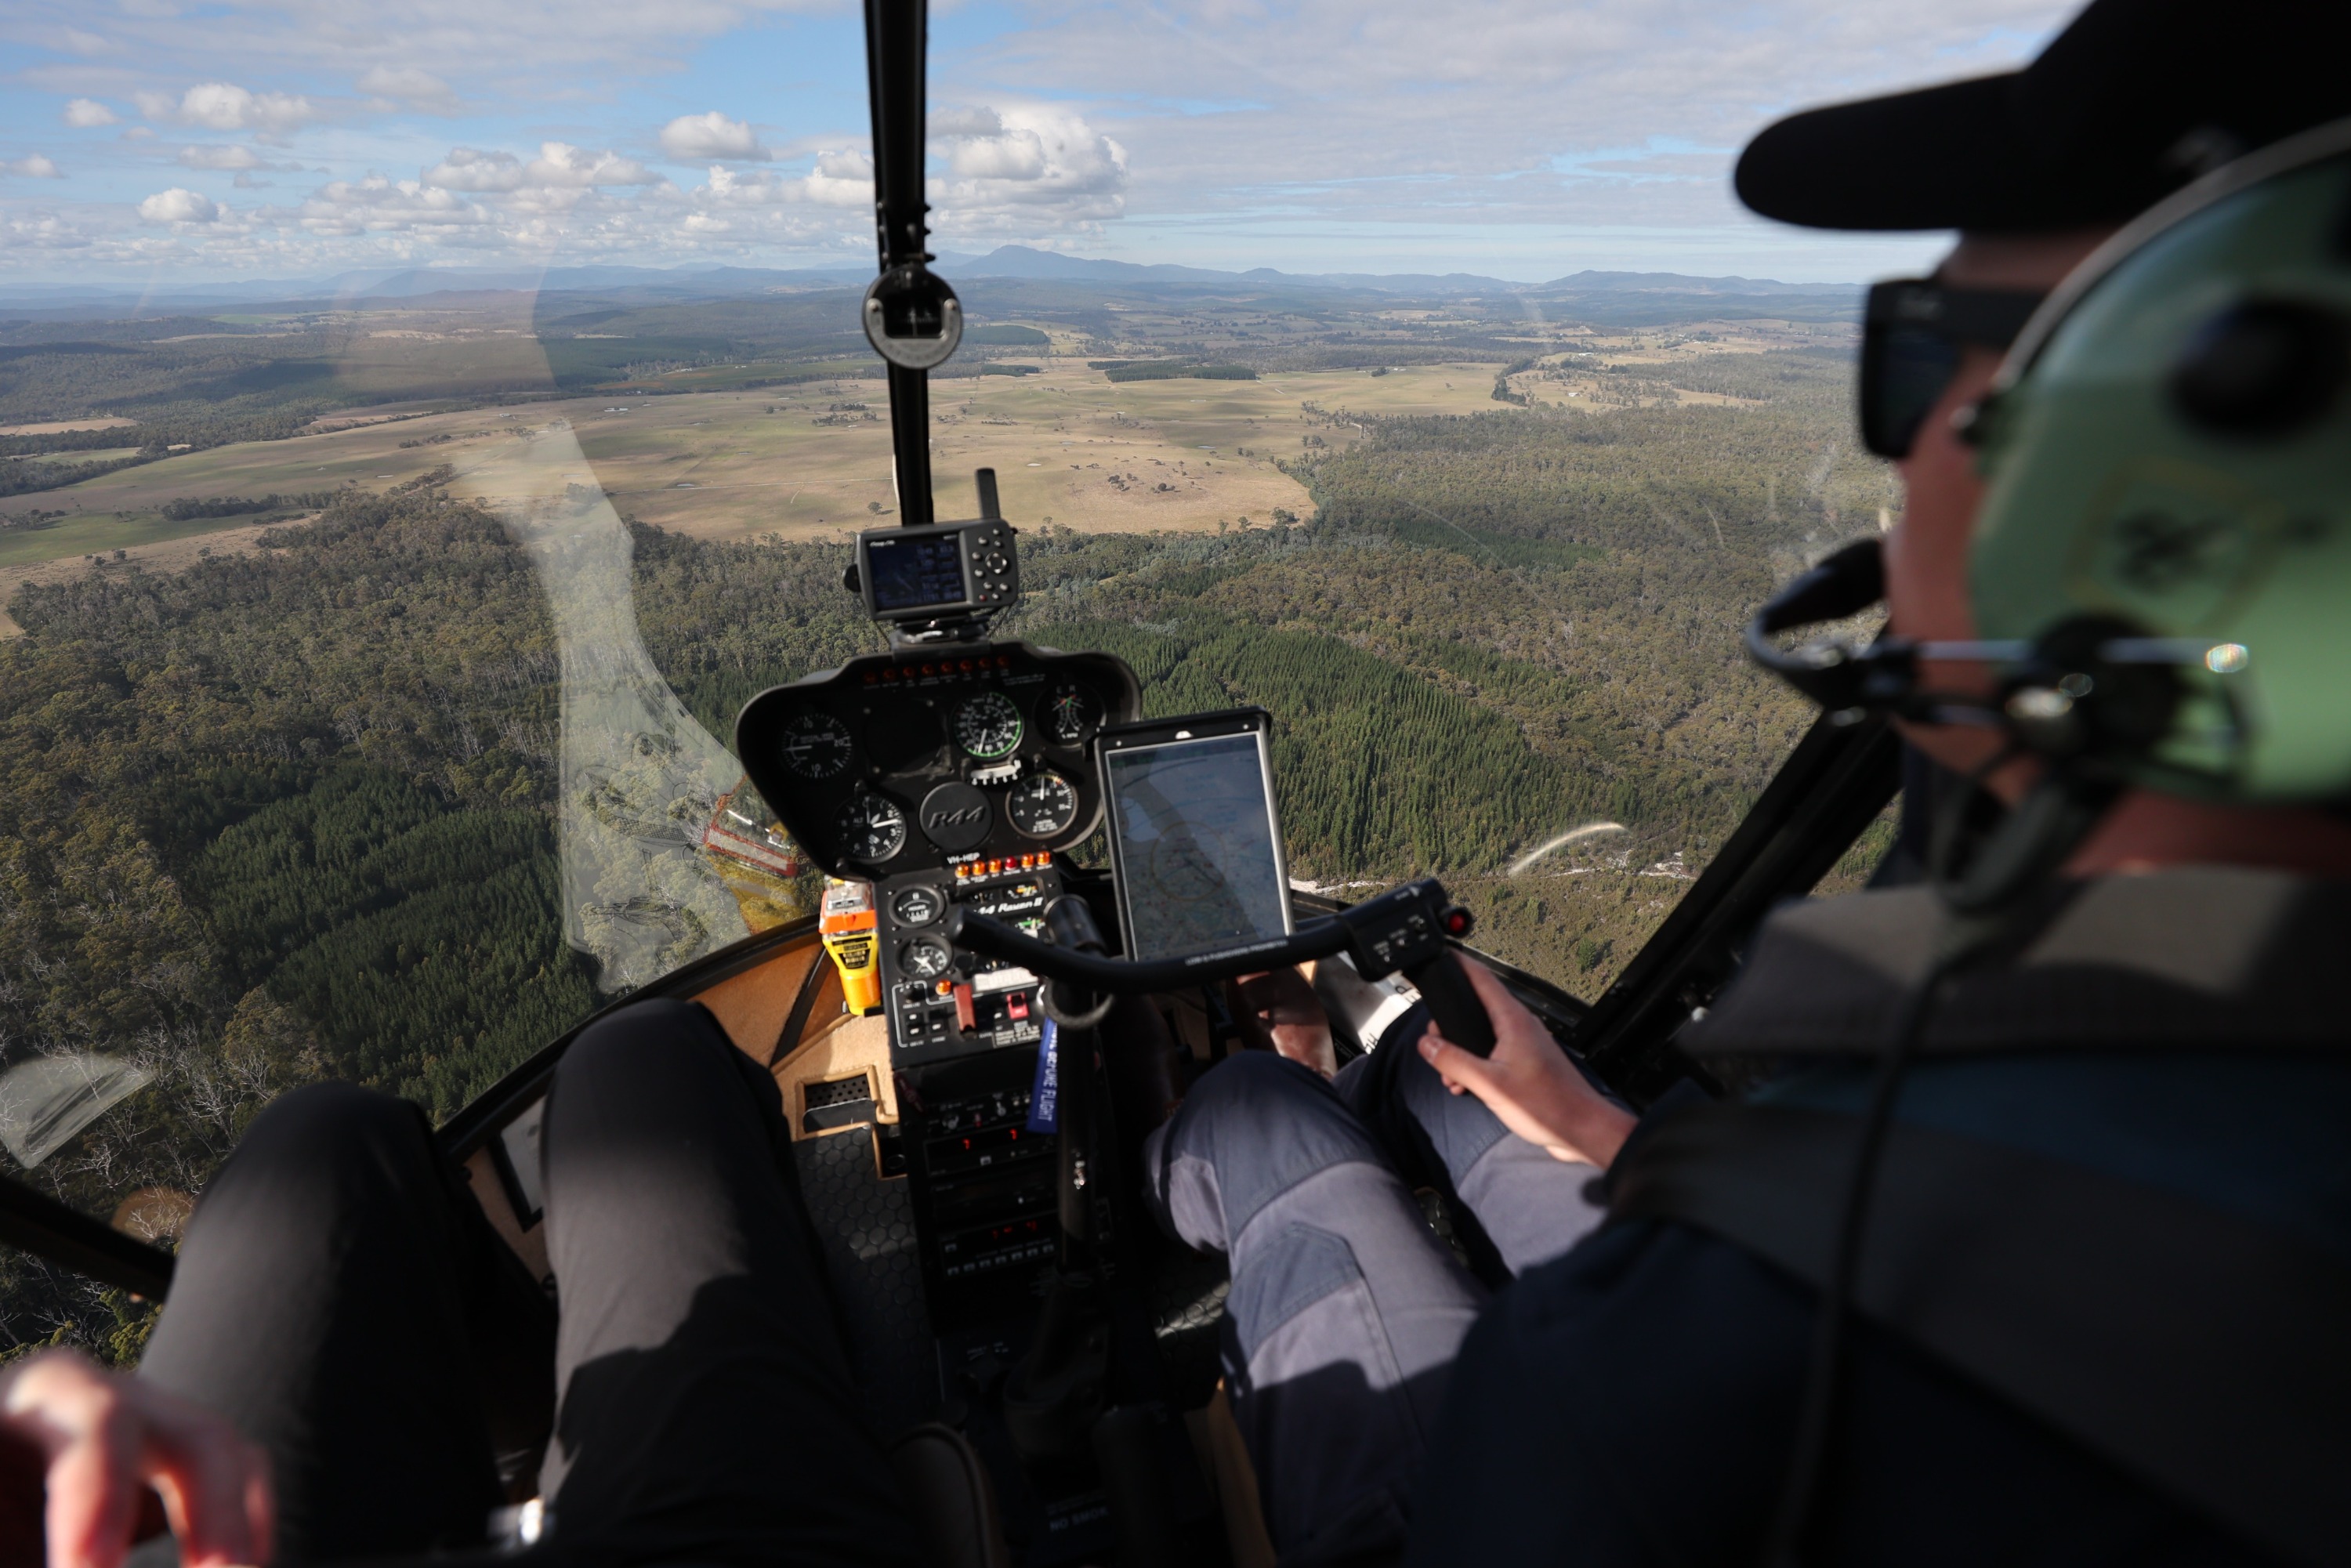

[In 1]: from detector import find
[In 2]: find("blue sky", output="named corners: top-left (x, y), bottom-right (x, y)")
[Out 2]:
top-left (0, 0), bottom-right (2078, 286)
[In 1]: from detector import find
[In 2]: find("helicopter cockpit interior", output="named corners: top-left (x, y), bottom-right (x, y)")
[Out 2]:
top-left (0, 2), bottom-right (1913, 1563)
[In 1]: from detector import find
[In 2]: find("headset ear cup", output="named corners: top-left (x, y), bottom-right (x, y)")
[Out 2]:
top-left (2167, 299), bottom-right (2350, 436)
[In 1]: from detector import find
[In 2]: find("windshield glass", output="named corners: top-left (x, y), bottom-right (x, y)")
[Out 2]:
top-left (0, 1), bottom-right (2048, 1354)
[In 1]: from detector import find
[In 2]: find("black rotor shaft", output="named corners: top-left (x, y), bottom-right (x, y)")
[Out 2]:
top-left (864, 0), bottom-right (936, 526)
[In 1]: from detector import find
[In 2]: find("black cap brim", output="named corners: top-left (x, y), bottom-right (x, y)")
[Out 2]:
top-left (1736, 75), bottom-right (2058, 233)
top-left (1734, 0), bottom-right (2351, 234)
top-left (1734, 72), bottom-right (2172, 234)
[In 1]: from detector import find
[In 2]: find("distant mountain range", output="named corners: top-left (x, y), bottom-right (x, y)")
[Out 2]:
top-left (0, 244), bottom-right (1858, 313)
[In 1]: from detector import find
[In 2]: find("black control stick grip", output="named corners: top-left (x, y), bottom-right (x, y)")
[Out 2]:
top-left (1405, 949), bottom-right (1498, 1058)
top-left (947, 877), bottom-right (1498, 1052)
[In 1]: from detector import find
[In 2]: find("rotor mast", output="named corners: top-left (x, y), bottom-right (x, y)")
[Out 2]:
top-left (862, 0), bottom-right (961, 529)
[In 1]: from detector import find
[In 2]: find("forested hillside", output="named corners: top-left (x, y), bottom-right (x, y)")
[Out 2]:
top-left (0, 316), bottom-right (1888, 1355)
top-left (0, 496), bottom-right (597, 1351)
top-left (622, 386), bottom-right (1880, 976)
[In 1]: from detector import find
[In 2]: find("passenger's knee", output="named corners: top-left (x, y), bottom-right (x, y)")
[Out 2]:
top-left (234, 1080), bottom-right (424, 1179)
top-left (197, 1081), bottom-right (436, 1248)
top-left (559, 997), bottom-right (732, 1092)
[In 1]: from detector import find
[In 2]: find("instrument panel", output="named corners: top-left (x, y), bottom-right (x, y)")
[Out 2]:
top-left (736, 641), bottom-right (1141, 1066)
top-left (737, 642), bottom-right (1138, 879)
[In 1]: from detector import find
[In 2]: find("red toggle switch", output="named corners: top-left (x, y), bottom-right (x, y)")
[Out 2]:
top-left (953, 983), bottom-right (976, 1033)
top-left (1006, 990), bottom-right (1031, 1021)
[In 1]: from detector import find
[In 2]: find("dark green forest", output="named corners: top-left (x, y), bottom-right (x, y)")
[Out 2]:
top-left (0, 301), bottom-right (1886, 1353)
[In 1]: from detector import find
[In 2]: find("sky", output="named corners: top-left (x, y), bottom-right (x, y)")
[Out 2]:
top-left (0, 0), bottom-right (2082, 288)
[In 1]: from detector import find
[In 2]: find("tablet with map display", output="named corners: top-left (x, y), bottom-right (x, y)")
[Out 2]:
top-left (1097, 709), bottom-right (1294, 962)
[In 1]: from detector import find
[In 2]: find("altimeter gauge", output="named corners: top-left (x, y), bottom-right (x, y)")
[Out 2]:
top-left (781, 710), bottom-right (855, 779)
top-left (953, 691), bottom-right (1023, 759)
top-left (835, 791), bottom-right (907, 864)
top-left (1007, 771), bottom-right (1079, 839)
top-left (1041, 680), bottom-right (1103, 745)
top-left (898, 936), bottom-right (953, 980)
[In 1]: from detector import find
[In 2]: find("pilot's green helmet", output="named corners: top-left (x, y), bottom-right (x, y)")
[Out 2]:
top-left (1969, 119), bottom-right (2351, 803)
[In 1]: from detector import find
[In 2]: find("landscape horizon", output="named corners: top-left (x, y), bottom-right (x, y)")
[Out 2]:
top-left (0, 237), bottom-right (1893, 1352)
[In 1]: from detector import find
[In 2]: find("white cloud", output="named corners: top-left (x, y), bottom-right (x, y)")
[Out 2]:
top-left (0, 214), bottom-right (94, 252)
top-left (972, 0), bottom-right (2070, 245)
top-left (927, 107), bottom-right (1128, 234)
top-left (702, 165), bottom-right (781, 203)
top-left (799, 149), bottom-right (873, 208)
top-left (0, 0), bottom-right (2081, 281)
top-left (661, 111), bottom-right (769, 161)
top-left (422, 147), bottom-right (523, 192)
top-left (523, 142), bottom-right (660, 188)
top-left (298, 174), bottom-right (488, 234)
top-left (3, 157), bottom-right (63, 179)
top-left (357, 66), bottom-right (461, 113)
top-left (930, 106), bottom-right (1003, 139)
top-left (177, 145), bottom-right (264, 171)
top-left (138, 187), bottom-right (221, 223)
top-left (142, 82), bottom-right (316, 136)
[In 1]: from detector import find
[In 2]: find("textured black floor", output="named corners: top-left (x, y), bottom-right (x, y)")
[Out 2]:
top-left (795, 1125), bottom-right (936, 1436)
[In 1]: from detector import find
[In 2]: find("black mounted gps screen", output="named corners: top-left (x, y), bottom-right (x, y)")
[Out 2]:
top-left (864, 531), bottom-right (966, 613)
top-left (1096, 709), bottom-right (1292, 962)
top-left (856, 518), bottom-right (1020, 622)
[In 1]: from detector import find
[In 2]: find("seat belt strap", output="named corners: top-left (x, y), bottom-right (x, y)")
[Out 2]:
top-left (1607, 1101), bottom-right (2351, 1567)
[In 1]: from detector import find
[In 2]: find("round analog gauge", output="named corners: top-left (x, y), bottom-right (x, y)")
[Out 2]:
top-left (1041, 681), bottom-right (1103, 745)
top-left (1007, 772), bottom-right (1080, 839)
top-left (899, 936), bottom-right (952, 980)
top-left (892, 885), bottom-right (944, 926)
top-left (953, 691), bottom-right (1024, 759)
top-left (780, 710), bottom-right (854, 779)
top-left (835, 791), bottom-right (907, 864)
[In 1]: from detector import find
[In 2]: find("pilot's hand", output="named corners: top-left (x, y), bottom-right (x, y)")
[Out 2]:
top-left (1, 1349), bottom-right (273, 1568)
top-left (1233, 967), bottom-right (1337, 1079)
top-left (1418, 958), bottom-right (1636, 1169)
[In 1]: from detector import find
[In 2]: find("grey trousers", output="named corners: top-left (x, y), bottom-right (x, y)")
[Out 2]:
top-left (1143, 1041), bottom-right (1607, 1566)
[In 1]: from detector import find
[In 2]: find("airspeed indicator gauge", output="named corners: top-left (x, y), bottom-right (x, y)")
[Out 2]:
top-left (835, 791), bottom-right (907, 864)
top-left (1008, 772), bottom-right (1080, 839)
top-left (953, 691), bottom-right (1023, 759)
top-left (780, 711), bottom-right (854, 779)
top-left (1041, 681), bottom-right (1103, 746)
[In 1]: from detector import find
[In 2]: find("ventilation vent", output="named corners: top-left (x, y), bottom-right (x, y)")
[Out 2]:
top-left (802, 1074), bottom-right (878, 1134)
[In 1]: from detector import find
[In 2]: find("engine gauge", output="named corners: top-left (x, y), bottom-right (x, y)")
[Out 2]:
top-left (835, 791), bottom-right (907, 864)
top-left (892, 885), bottom-right (944, 926)
top-left (1041, 681), bottom-right (1103, 745)
top-left (781, 710), bottom-right (854, 779)
top-left (953, 691), bottom-right (1023, 759)
top-left (1007, 771), bottom-right (1080, 838)
top-left (898, 936), bottom-right (952, 980)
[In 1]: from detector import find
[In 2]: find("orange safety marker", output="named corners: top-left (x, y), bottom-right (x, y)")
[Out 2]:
top-left (818, 878), bottom-right (882, 1014)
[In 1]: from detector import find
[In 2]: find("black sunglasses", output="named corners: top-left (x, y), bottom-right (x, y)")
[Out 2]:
top-left (1860, 280), bottom-right (2048, 458)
